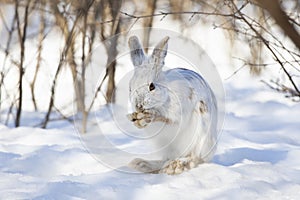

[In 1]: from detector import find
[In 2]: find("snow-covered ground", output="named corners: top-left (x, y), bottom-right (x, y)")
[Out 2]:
top-left (1, 73), bottom-right (300, 199)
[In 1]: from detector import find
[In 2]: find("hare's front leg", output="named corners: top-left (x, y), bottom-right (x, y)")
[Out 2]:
top-left (127, 110), bottom-right (155, 128)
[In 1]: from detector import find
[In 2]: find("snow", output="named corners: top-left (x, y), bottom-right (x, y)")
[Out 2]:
top-left (1, 76), bottom-right (300, 199)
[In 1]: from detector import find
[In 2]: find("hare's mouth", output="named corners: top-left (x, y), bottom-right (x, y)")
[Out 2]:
top-left (137, 104), bottom-right (157, 112)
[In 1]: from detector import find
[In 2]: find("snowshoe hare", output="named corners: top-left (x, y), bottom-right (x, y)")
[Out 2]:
top-left (127, 36), bottom-right (218, 175)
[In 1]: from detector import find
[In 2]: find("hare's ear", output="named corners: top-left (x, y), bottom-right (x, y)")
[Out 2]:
top-left (151, 36), bottom-right (169, 68)
top-left (128, 36), bottom-right (145, 66)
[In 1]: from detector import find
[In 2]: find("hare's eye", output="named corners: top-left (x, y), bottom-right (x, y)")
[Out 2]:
top-left (149, 82), bottom-right (155, 91)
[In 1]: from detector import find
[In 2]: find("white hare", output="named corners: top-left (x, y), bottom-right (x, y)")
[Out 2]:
top-left (127, 36), bottom-right (218, 174)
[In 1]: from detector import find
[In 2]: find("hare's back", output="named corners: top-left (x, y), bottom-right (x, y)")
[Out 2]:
top-left (165, 68), bottom-right (212, 95)
top-left (165, 67), bottom-right (217, 113)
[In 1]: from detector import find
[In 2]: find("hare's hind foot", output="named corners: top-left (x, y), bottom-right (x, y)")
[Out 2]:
top-left (128, 158), bottom-right (164, 173)
top-left (160, 156), bottom-right (203, 175)
top-left (128, 156), bottom-right (203, 175)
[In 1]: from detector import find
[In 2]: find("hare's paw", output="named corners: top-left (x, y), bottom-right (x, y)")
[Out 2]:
top-left (160, 156), bottom-right (200, 175)
top-left (160, 159), bottom-right (188, 175)
top-left (128, 158), bottom-right (163, 173)
top-left (127, 110), bottom-right (155, 128)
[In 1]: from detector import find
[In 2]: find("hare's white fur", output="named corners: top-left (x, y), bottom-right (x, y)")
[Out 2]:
top-left (127, 36), bottom-right (218, 174)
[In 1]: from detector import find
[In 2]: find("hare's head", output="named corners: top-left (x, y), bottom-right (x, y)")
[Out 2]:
top-left (128, 36), bottom-right (169, 111)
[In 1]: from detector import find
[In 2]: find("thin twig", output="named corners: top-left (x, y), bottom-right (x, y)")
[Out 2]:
top-left (225, 64), bottom-right (247, 81)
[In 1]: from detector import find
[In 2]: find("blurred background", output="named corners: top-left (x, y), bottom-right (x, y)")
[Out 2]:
top-left (0, 0), bottom-right (299, 132)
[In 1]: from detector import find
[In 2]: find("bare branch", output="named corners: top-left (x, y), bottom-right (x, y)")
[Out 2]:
top-left (42, 15), bottom-right (80, 129)
top-left (15, 0), bottom-right (32, 127)
top-left (254, 0), bottom-right (300, 50)
top-left (118, 10), bottom-right (242, 22)
top-left (30, 0), bottom-right (46, 111)
top-left (261, 80), bottom-right (300, 101)
top-left (230, 0), bottom-right (300, 96)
